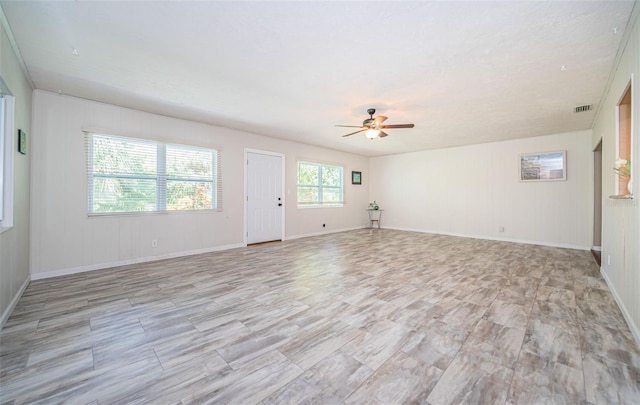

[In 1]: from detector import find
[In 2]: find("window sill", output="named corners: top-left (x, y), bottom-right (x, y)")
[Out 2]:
top-left (609, 194), bottom-right (633, 200)
top-left (297, 205), bottom-right (344, 209)
top-left (88, 209), bottom-right (221, 218)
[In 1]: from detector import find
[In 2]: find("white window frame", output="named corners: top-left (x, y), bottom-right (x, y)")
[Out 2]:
top-left (86, 132), bottom-right (221, 215)
top-left (614, 75), bottom-right (633, 196)
top-left (297, 161), bottom-right (344, 208)
top-left (0, 92), bottom-right (15, 233)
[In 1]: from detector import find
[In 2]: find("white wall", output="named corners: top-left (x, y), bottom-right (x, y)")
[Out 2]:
top-left (30, 90), bottom-right (369, 278)
top-left (370, 130), bottom-right (593, 249)
top-left (0, 18), bottom-right (32, 326)
top-left (593, 7), bottom-right (640, 345)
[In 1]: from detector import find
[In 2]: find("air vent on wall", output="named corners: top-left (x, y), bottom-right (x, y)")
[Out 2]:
top-left (574, 105), bottom-right (591, 113)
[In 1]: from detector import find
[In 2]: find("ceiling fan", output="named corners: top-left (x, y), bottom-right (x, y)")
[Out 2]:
top-left (336, 108), bottom-right (415, 139)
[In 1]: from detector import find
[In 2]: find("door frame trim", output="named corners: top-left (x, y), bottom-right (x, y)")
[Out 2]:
top-left (592, 137), bottom-right (603, 253)
top-left (244, 148), bottom-right (286, 245)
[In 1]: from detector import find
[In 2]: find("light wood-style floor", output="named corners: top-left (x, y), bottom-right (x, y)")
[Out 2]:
top-left (1, 229), bottom-right (639, 404)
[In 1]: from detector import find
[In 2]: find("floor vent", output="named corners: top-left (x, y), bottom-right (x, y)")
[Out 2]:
top-left (574, 105), bottom-right (591, 113)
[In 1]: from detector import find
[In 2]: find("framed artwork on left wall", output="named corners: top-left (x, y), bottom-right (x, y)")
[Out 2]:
top-left (18, 129), bottom-right (26, 155)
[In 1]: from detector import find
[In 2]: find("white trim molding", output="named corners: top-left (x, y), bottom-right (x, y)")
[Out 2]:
top-left (601, 268), bottom-right (640, 349)
top-left (384, 226), bottom-right (591, 251)
top-left (30, 243), bottom-right (245, 281)
top-left (1, 275), bottom-right (30, 330)
top-left (285, 226), bottom-right (366, 241)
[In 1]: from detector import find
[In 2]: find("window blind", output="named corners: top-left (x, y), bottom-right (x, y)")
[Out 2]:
top-left (0, 96), bottom-right (5, 222)
top-left (85, 132), bottom-right (222, 214)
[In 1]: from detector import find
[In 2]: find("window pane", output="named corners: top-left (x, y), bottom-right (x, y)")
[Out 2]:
top-left (297, 186), bottom-right (319, 204)
top-left (92, 177), bottom-right (156, 212)
top-left (167, 181), bottom-right (213, 210)
top-left (166, 145), bottom-right (213, 180)
top-left (297, 161), bottom-right (343, 207)
top-left (322, 166), bottom-right (342, 187)
top-left (298, 163), bottom-right (318, 185)
top-left (322, 187), bottom-right (342, 203)
top-left (92, 135), bottom-right (156, 175)
top-left (0, 97), bottom-right (5, 222)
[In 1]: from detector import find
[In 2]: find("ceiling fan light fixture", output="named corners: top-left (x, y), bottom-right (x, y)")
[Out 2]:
top-left (338, 108), bottom-right (414, 139)
top-left (365, 129), bottom-right (380, 139)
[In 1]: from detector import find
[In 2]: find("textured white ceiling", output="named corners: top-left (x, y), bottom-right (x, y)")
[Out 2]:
top-left (1, 1), bottom-right (636, 156)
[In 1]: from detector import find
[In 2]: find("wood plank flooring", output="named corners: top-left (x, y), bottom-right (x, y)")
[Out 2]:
top-left (1, 229), bottom-right (639, 404)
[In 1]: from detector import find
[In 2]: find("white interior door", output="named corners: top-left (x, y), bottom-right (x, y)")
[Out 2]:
top-left (247, 152), bottom-right (283, 244)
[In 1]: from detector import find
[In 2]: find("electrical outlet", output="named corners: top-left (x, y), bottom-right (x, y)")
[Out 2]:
top-left (607, 255), bottom-right (611, 265)
top-left (499, 226), bottom-right (505, 232)
top-left (152, 239), bottom-right (158, 247)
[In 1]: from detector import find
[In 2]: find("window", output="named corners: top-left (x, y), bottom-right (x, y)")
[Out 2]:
top-left (86, 132), bottom-right (221, 214)
top-left (297, 161), bottom-right (343, 207)
top-left (0, 91), bottom-right (15, 232)
top-left (616, 80), bottom-right (632, 196)
top-left (0, 96), bottom-right (5, 221)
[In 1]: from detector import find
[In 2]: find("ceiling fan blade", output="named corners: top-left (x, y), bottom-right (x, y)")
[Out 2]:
top-left (373, 116), bottom-right (388, 126)
top-left (380, 124), bottom-right (415, 129)
top-left (342, 128), bottom-right (367, 137)
top-left (335, 125), bottom-right (365, 128)
top-left (378, 131), bottom-right (389, 138)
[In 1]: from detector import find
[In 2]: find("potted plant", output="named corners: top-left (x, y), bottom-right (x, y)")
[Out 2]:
top-left (614, 157), bottom-right (631, 194)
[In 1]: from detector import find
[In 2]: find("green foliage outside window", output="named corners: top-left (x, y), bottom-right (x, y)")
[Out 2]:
top-left (87, 133), bottom-right (218, 214)
top-left (166, 145), bottom-right (214, 210)
top-left (91, 136), bottom-right (157, 212)
top-left (297, 161), bottom-right (343, 207)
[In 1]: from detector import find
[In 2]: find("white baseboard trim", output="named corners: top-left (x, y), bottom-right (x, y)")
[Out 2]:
top-left (592, 246), bottom-right (602, 252)
top-left (383, 226), bottom-right (591, 251)
top-left (600, 268), bottom-right (640, 349)
top-left (30, 243), bottom-right (246, 280)
top-left (1, 275), bottom-right (31, 330)
top-left (30, 227), bottom-right (371, 280)
top-left (285, 226), bottom-right (366, 241)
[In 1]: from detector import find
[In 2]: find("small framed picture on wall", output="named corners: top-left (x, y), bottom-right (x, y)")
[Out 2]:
top-left (18, 129), bottom-right (27, 155)
top-left (352, 171), bottom-right (362, 185)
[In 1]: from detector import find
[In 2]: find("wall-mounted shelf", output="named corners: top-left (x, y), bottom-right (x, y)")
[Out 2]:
top-left (609, 194), bottom-right (634, 200)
